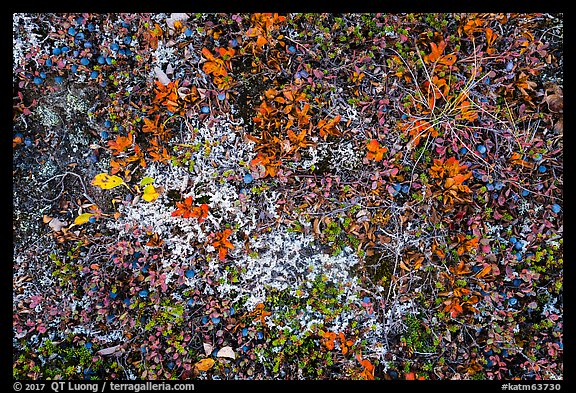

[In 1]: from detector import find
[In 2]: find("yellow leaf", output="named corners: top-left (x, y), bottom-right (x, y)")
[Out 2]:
top-left (142, 184), bottom-right (160, 202)
top-left (74, 213), bottom-right (94, 225)
top-left (194, 358), bottom-right (215, 372)
top-left (92, 173), bottom-right (124, 189)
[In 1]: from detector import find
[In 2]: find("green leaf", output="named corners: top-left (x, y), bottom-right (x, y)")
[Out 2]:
top-left (140, 177), bottom-right (155, 186)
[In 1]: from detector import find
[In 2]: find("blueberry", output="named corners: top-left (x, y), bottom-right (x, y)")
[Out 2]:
top-left (243, 173), bottom-right (253, 184)
top-left (201, 106), bottom-right (210, 114)
top-left (362, 296), bottom-right (371, 304)
top-left (510, 237), bottom-right (517, 244)
top-left (76, 16), bottom-right (84, 25)
top-left (512, 278), bottom-right (522, 287)
top-left (123, 36), bottom-right (132, 45)
top-left (141, 346), bottom-right (147, 354)
top-left (484, 349), bottom-right (493, 356)
top-left (257, 331), bottom-right (264, 340)
top-left (87, 23), bottom-right (95, 32)
top-left (239, 188), bottom-right (248, 196)
top-left (90, 71), bottom-right (99, 79)
top-left (514, 241), bottom-right (523, 251)
top-left (107, 314), bottom-right (115, 322)
top-left (242, 327), bottom-right (248, 337)
top-left (401, 114), bottom-right (408, 120)
top-left (89, 216), bottom-right (97, 223)
top-left (230, 307), bottom-right (235, 315)
top-left (533, 153), bottom-right (542, 161)
top-left (106, 56), bottom-right (113, 65)
top-left (125, 49), bottom-right (132, 56)
top-left (494, 181), bottom-right (504, 190)
top-left (551, 204), bottom-right (561, 214)
top-left (80, 57), bottom-right (90, 65)
top-left (300, 70), bottom-right (309, 78)
top-left (506, 61), bottom-right (514, 71)
top-left (486, 359), bottom-right (494, 367)
top-left (187, 298), bottom-right (195, 307)
top-left (230, 38), bottom-right (238, 47)
top-left (85, 342), bottom-right (93, 349)
top-left (52, 47), bottom-right (62, 55)
top-left (68, 27), bottom-right (77, 36)
top-left (24, 137), bottom-right (32, 147)
top-left (33, 77), bottom-right (43, 85)
top-left (211, 316), bottom-right (221, 324)
top-left (123, 298), bottom-right (131, 306)
top-left (508, 297), bottom-right (518, 307)
top-left (167, 361), bottom-right (175, 370)
top-left (501, 349), bottom-right (509, 358)
top-left (288, 45), bottom-right (296, 54)
top-left (61, 46), bottom-right (69, 53)
top-left (516, 252), bottom-right (522, 261)
top-left (88, 155), bottom-right (98, 163)
top-left (14, 132), bottom-right (23, 139)
top-left (185, 269), bottom-right (195, 279)
top-left (104, 120), bottom-right (111, 128)
top-left (118, 48), bottom-right (126, 56)
top-left (217, 92), bottom-right (226, 100)
top-left (476, 144), bottom-right (487, 154)
top-left (138, 289), bottom-right (149, 298)
top-left (141, 265), bottom-right (148, 273)
top-left (521, 189), bottom-right (530, 197)
top-left (538, 165), bottom-right (547, 173)
top-left (97, 55), bottom-right (105, 64)
top-left (472, 265), bottom-right (482, 273)
top-left (201, 316), bottom-right (208, 325)
top-left (486, 183), bottom-right (494, 191)
top-left (54, 76), bottom-right (64, 84)
top-left (388, 370), bottom-right (399, 379)
top-left (184, 28), bottom-right (193, 37)
top-left (75, 32), bottom-right (85, 40)
top-left (393, 183), bottom-right (401, 192)
top-left (110, 42), bottom-right (120, 51)
top-left (459, 147), bottom-right (467, 154)
top-left (101, 131), bottom-right (109, 139)
top-left (84, 42), bottom-right (92, 49)
top-left (401, 184), bottom-right (410, 193)
top-left (242, 345), bottom-right (249, 352)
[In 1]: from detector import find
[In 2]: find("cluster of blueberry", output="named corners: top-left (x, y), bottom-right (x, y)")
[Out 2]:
top-left (31, 16), bottom-right (134, 87)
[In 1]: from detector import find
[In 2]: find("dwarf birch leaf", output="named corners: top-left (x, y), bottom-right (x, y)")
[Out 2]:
top-left (74, 213), bottom-right (94, 225)
top-left (92, 173), bottom-right (124, 189)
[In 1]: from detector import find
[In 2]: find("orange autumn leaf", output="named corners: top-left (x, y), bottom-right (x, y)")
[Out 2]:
top-left (213, 229), bottom-right (234, 261)
top-left (146, 233), bottom-right (164, 248)
top-left (358, 358), bottom-right (375, 380)
top-left (171, 196), bottom-right (209, 222)
top-left (108, 134), bottom-right (133, 155)
top-left (317, 115), bottom-right (342, 139)
top-left (250, 152), bottom-right (281, 178)
top-left (426, 40), bottom-right (447, 63)
top-left (405, 371), bottom-right (416, 380)
top-left (194, 358), bottom-right (215, 372)
top-left (366, 139), bottom-right (388, 162)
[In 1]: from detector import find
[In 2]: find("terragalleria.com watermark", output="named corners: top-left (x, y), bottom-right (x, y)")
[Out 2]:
top-left (13, 382), bottom-right (195, 392)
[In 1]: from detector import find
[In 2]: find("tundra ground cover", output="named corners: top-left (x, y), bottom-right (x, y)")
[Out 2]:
top-left (13, 13), bottom-right (562, 380)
